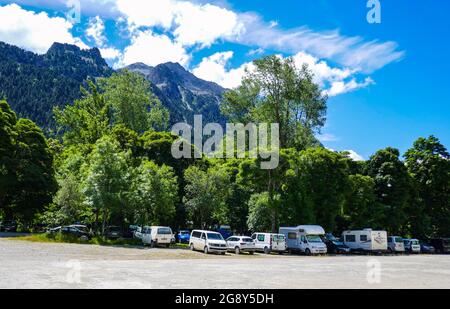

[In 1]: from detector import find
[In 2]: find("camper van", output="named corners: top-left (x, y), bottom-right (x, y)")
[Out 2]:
top-left (279, 225), bottom-right (328, 255)
top-left (342, 229), bottom-right (388, 253)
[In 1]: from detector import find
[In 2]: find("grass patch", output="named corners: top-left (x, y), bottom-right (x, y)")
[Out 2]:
top-left (11, 233), bottom-right (142, 247)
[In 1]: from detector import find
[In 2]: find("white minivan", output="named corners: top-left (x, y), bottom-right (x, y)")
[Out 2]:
top-left (142, 226), bottom-right (174, 248)
top-left (190, 230), bottom-right (227, 254)
top-left (251, 233), bottom-right (287, 254)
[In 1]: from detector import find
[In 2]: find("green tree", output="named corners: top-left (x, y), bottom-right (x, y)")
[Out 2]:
top-left (404, 136), bottom-right (450, 237)
top-left (82, 136), bottom-right (130, 234)
top-left (183, 165), bottom-right (231, 229)
top-left (247, 192), bottom-right (280, 232)
top-left (366, 147), bottom-right (413, 234)
top-left (0, 101), bottom-right (57, 222)
top-left (221, 55), bottom-right (327, 149)
top-left (130, 160), bottom-right (178, 225)
top-left (99, 70), bottom-right (169, 133)
top-left (54, 81), bottom-right (111, 148)
top-left (344, 174), bottom-right (384, 230)
top-left (293, 148), bottom-right (350, 232)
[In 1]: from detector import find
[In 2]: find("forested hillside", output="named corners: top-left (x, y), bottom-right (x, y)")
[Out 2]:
top-left (0, 41), bottom-right (226, 131)
top-left (0, 42), bottom-right (113, 129)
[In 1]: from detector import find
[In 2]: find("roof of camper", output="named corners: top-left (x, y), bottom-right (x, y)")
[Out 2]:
top-left (281, 225), bottom-right (325, 234)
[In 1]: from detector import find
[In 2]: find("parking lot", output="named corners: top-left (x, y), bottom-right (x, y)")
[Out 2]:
top-left (1, 239), bottom-right (450, 289)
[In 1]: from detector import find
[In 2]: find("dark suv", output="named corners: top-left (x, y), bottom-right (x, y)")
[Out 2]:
top-left (0, 220), bottom-right (17, 232)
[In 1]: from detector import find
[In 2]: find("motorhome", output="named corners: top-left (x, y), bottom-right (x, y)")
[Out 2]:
top-left (279, 225), bottom-right (327, 255)
top-left (142, 226), bottom-right (174, 248)
top-left (342, 229), bottom-right (388, 253)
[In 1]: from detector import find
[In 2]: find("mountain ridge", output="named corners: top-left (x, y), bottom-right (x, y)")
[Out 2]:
top-left (0, 41), bottom-right (227, 130)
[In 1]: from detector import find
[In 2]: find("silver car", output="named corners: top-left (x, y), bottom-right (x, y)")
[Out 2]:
top-left (226, 236), bottom-right (256, 255)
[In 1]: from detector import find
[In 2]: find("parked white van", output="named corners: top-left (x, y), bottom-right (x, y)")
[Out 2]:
top-left (388, 236), bottom-right (405, 253)
top-left (190, 230), bottom-right (227, 254)
top-left (251, 233), bottom-right (287, 254)
top-left (279, 225), bottom-right (327, 255)
top-left (142, 226), bottom-right (174, 248)
top-left (342, 229), bottom-right (388, 253)
top-left (403, 238), bottom-right (421, 254)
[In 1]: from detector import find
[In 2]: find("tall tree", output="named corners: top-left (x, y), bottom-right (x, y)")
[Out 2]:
top-left (366, 147), bottom-right (413, 234)
top-left (404, 136), bottom-right (450, 237)
top-left (130, 160), bottom-right (178, 226)
top-left (82, 136), bottom-right (130, 234)
top-left (0, 100), bottom-right (57, 222)
top-left (221, 55), bottom-right (327, 149)
top-left (183, 165), bottom-right (231, 229)
top-left (99, 70), bottom-right (169, 133)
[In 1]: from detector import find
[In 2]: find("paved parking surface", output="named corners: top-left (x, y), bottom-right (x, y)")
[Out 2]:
top-left (1, 239), bottom-right (449, 289)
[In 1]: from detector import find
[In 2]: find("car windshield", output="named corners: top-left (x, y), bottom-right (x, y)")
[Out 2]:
top-left (207, 233), bottom-right (224, 240)
top-left (158, 228), bottom-right (172, 234)
top-left (395, 237), bottom-right (403, 243)
top-left (307, 235), bottom-right (323, 243)
top-left (180, 231), bottom-right (190, 235)
top-left (411, 240), bottom-right (419, 245)
top-left (108, 227), bottom-right (120, 232)
top-left (219, 226), bottom-right (231, 231)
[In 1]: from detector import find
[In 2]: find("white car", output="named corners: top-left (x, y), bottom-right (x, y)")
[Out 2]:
top-left (190, 230), bottom-right (227, 254)
top-left (226, 236), bottom-right (256, 254)
top-left (388, 236), bottom-right (405, 253)
top-left (142, 226), bottom-right (174, 248)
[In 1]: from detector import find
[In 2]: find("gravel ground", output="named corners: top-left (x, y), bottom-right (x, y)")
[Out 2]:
top-left (1, 239), bottom-right (450, 289)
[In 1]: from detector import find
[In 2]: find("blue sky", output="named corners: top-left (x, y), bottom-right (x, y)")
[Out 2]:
top-left (0, 0), bottom-right (448, 160)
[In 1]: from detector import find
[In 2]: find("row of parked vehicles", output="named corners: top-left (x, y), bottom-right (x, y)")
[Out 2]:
top-left (134, 225), bottom-right (450, 256)
top-left (32, 223), bottom-right (450, 256)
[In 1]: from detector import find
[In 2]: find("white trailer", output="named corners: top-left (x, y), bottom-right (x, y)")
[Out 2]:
top-left (279, 225), bottom-right (327, 255)
top-left (342, 229), bottom-right (388, 253)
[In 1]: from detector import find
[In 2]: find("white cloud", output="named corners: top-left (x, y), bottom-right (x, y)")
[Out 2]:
top-left (100, 47), bottom-right (121, 60)
top-left (345, 150), bottom-right (365, 161)
top-left (318, 133), bottom-right (340, 142)
top-left (119, 30), bottom-right (190, 67)
top-left (326, 77), bottom-right (375, 97)
top-left (0, 3), bottom-right (87, 54)
top-left (234, 12), bottom-right (404, 73)
top-left (173, 2), bottom-right (243, 47)
top-left (192, 51), bottom-right (253, 89)
top-left (115, 0), bottom-right (243, 47)
top-left (86, 16), bottom-right (107, 47)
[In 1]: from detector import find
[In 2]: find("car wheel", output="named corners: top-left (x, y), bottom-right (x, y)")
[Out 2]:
top-left (235, 247), bottom-right (241, 255)
top-left (264, 247), bottom-right (270, 254)
top-left (80, 235), bottom-right (89, 242)
top-left (190, 243), bottom-right (195, 251)
top-left (166, 244), bottom-right (170, 248)
top-left (305, 249), bottom-right (311, 256)
top-left (204, 246), bottom-right (209, 254)
top-left (150, 241), bottom-right (156, 248)
top-left (249, 251), bottom-right (254, 255)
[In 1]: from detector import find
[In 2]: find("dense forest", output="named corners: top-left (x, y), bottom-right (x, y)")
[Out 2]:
top-left (1, 55), bottom-right (449, 239)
